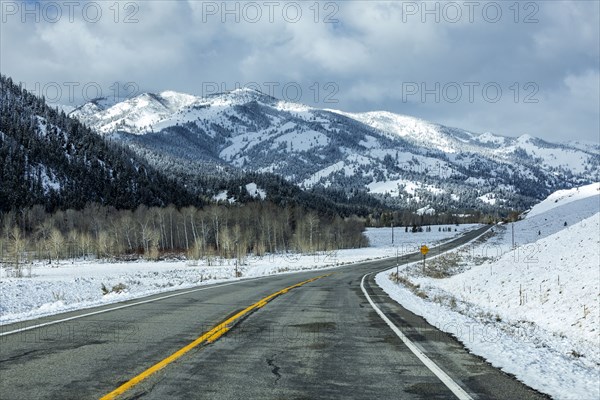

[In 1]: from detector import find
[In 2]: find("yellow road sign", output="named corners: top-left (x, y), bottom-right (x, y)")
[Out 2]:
top-left (420, 245), bottom-right (429, 256)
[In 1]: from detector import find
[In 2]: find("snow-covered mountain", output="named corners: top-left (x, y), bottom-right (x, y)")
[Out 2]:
top-left (67, 88), bottom-right (600, 212)
top-left (69, 91), bottom-right (198, 135)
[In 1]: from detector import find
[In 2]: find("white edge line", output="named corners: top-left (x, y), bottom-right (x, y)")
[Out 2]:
top-left (358, 226), bottom-right (492, 399)
top-left (0, 276), bottom-right (271, 337)
top-left (360, 274), bottom-right (474, 400)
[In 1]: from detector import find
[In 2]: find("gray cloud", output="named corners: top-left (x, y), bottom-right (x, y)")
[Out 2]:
top-left (1, 0), bottom-right (598, 142)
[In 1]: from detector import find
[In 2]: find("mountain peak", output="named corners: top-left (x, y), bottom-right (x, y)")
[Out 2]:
top-left (230, 87), bottom-right (263, 95)
top-left (211, 87), bottom-right (278, 105)
top-left (476, 132), bottom-right (506, 145)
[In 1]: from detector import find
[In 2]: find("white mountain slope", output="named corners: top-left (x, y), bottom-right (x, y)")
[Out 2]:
top-left (331, 109), bottom-right (598, 176)
top-left (524, 182), bottom-right (600, 219)
top-left (67, 89), bottom-right (599, 211)
top-left (70, 91), bottom-right (198, 135)
top-left (328, 110), bottom-right (464, 153)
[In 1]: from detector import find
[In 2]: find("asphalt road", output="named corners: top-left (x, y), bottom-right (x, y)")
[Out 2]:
top-left (0, 226), bottom-right (549, 399)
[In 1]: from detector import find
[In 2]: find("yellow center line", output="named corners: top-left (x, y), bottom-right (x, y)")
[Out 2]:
top-left (100, 273), bottom-right (331, 400)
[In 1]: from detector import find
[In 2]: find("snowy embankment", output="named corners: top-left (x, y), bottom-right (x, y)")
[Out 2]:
top-left (376, 183), bottom-right (600, 400)
top-left (0, 224), bottom-right (480, 325)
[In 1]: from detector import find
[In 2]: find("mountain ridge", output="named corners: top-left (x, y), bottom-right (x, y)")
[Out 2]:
top-left (65, 88), bottom-right (599, 214)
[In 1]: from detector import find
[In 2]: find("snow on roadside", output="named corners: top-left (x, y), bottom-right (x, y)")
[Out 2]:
top-left (436, 213), bottom-right (600, 345)
top-left (375, 185), bottom-right (600, 400)
top-left (376, 271), bottom-right (599, 400)
top-left (524, 182), bottom-right (599, 219)
top-left (0, 225), bottom-right (480, 325)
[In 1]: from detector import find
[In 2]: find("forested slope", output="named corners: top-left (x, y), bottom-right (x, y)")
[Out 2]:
top-left (0, 75), bottom-right (198, 211)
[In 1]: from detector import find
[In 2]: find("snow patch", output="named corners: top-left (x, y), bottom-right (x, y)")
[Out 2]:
top-left (245, 182), bottom-right (266, 200)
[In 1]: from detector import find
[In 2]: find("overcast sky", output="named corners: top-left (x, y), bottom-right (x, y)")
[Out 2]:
top-left (1, 1), bottom-right (598, 142)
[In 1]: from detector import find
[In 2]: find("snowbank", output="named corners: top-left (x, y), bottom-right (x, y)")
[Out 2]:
top-left (376, 184), bottom-right (600, 399)
top-left (438, 213), bottom-right (599, 345)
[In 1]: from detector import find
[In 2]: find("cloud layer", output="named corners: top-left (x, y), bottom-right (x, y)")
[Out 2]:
top-left (1, 0), bottom-right (598, 142)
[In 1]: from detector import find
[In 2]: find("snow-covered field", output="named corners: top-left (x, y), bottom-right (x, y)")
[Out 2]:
top-left (0, 224), bottom-right (480, 325)
top-left (376, 183), bottom-right (600, 400)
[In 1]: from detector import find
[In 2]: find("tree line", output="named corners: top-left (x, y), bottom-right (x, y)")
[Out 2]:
top-left (366, 209), bottom-right (491, 228)
top-left (0, 202), bottom-right (368, 274)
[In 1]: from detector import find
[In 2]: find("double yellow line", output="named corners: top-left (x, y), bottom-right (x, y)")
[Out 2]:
top-left (100, 274), bottom-right (330, 400)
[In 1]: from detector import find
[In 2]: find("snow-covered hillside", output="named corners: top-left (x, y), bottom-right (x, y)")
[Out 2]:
top-left (67, 89), bottom-right (599, 212)
top-left (376, 184), bottom-right (600, 399)
top-left (525, 182), bottom-right (600, 218)
top-left (331, 109), bottom-right (599, 177)
top-left (0, 75), bottom-right (192, 211)
top-left (329, 110), bottom-right (461, 153)
top-left (70, 91), bottom-right (198, 135)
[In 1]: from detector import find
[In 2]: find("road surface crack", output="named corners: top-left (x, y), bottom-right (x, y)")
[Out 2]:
top-left (266, 354), bottom-right (281, 383)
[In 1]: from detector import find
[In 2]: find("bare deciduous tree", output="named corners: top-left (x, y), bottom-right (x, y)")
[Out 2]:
top-left (48, 229), bottom-right (65, 265)
top-left (10, 227), bottom-right (27, 277)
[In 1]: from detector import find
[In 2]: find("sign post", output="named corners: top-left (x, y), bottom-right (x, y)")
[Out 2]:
top-left (395, 248), bottom-right (398, 280)
top-left (420, 245), bottom-right (429, 273)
